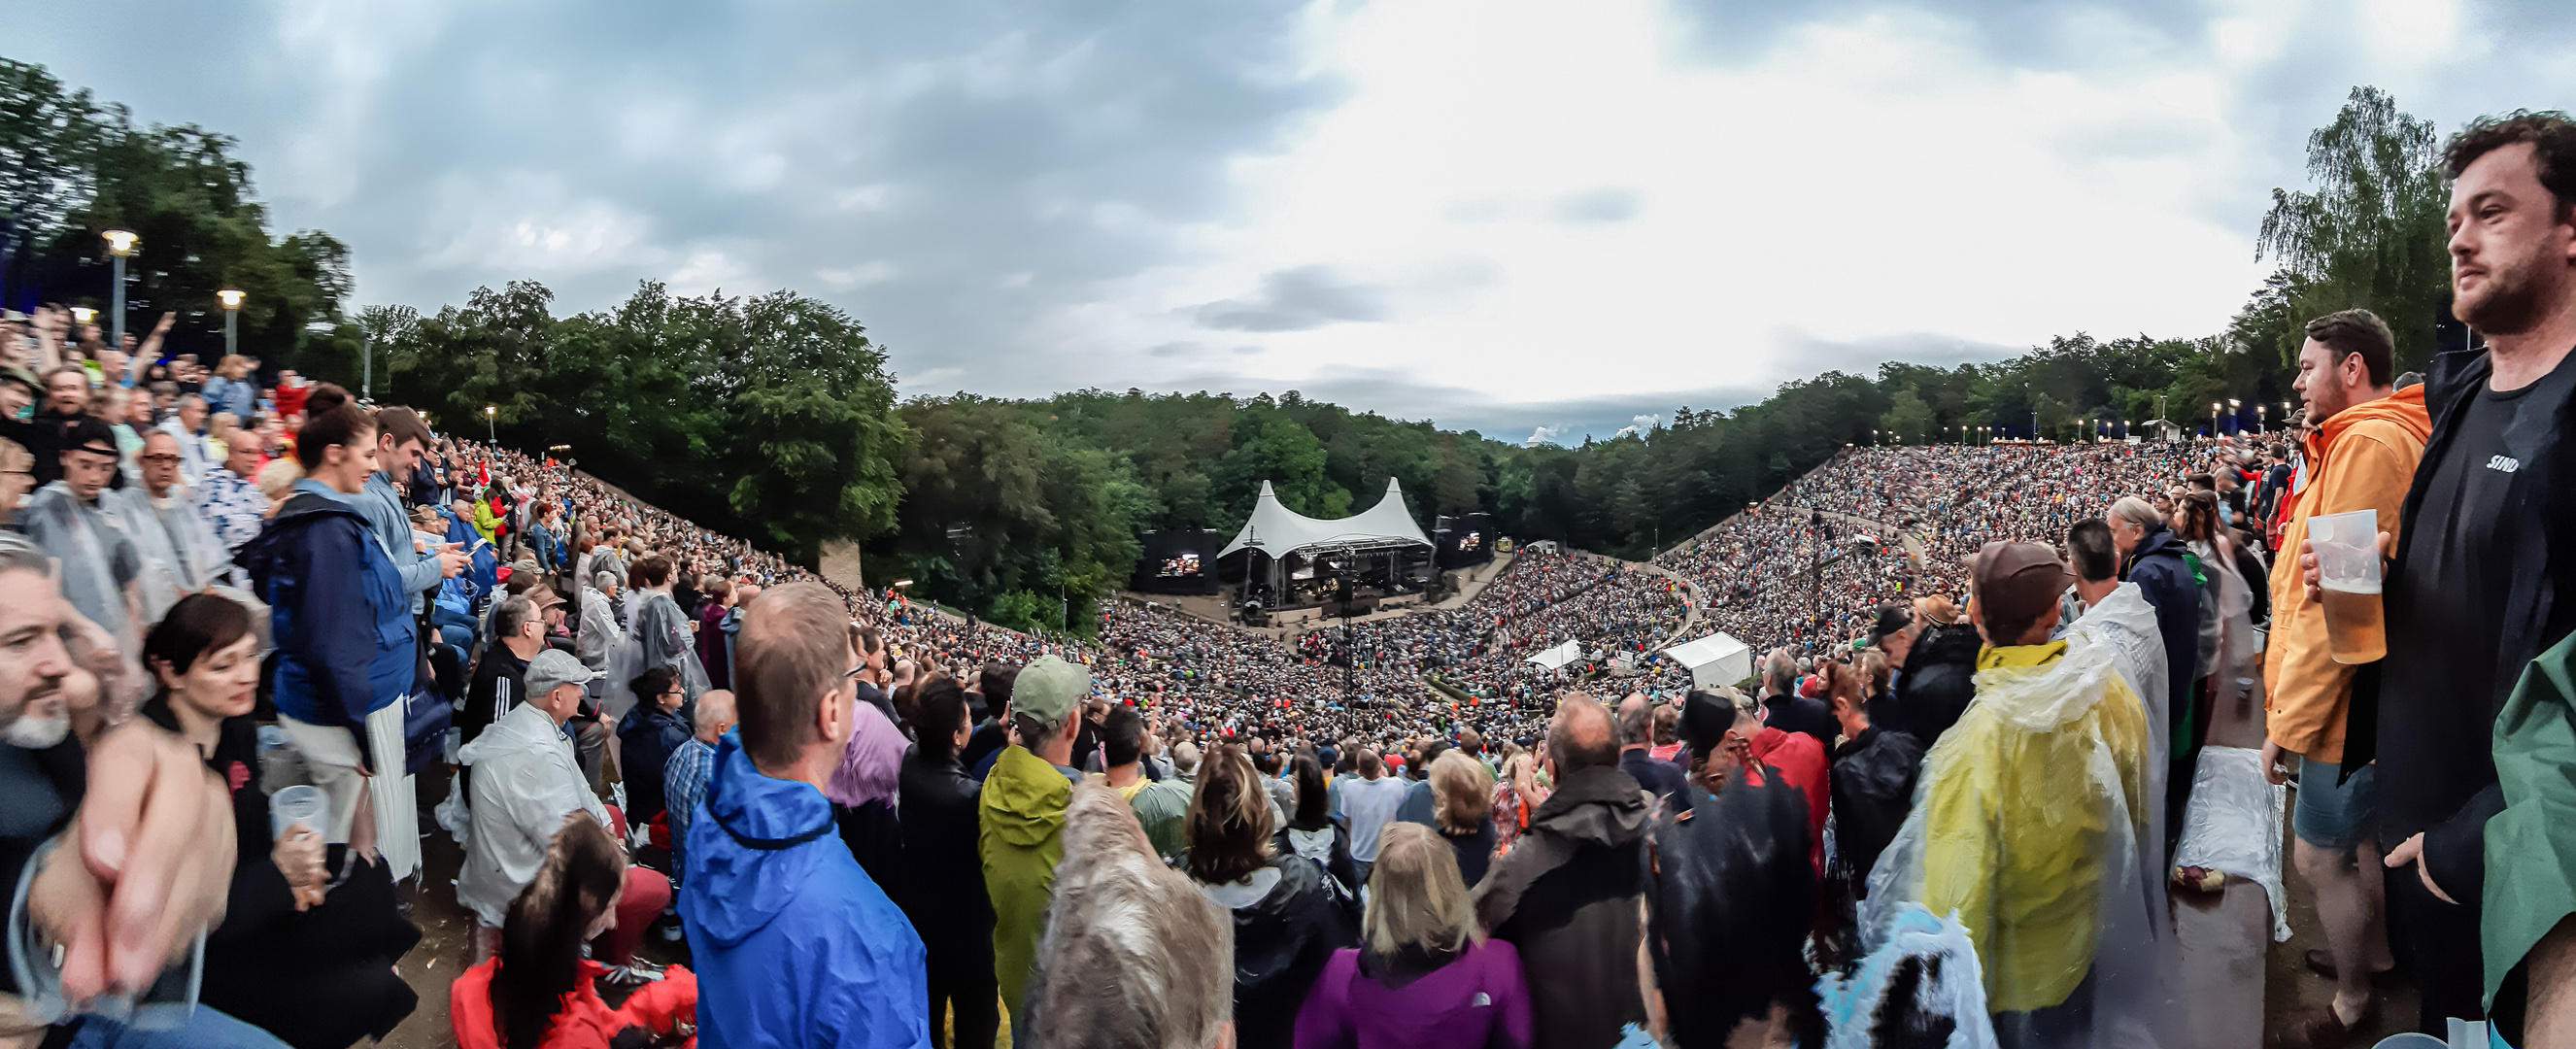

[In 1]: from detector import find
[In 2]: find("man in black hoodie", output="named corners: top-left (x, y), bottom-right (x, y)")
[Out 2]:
top-left (1472, 694), bottom-right (1648, 1048)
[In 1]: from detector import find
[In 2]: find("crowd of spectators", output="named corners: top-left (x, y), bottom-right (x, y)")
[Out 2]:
top-left (10, 261), bottom-right (2573, 1047)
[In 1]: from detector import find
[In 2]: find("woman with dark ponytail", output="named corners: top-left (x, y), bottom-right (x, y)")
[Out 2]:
top-left (450, 815), bottom-right (699, 1049)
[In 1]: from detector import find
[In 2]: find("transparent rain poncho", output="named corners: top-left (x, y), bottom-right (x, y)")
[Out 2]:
top-left (1856, 587), bottom-right (2179, 1048)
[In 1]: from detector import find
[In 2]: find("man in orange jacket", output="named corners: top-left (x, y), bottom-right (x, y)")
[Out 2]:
top-left (2261, 308), bottom-right (2432, 1049)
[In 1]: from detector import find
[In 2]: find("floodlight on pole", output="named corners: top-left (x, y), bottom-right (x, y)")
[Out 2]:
top-left (102, 230), bottom-right (137, 353)
top-left (217, 289), bottom-right (244, 359)
top-left (484, 404), bottom-right (496, 445)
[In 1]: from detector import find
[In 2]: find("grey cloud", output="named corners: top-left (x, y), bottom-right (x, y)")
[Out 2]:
top-left (1554, 187), bottom-right (1639, 222)
top-left (1191, 265), bottom-right (1390, 332)
top-left (9, 0), bottom-right (1334, 393)
top-left (1148, 364), bottom-right (1779, 448)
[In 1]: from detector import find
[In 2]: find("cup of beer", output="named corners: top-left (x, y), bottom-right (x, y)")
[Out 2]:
top-left (2309, 509), bottom-right (2385, 664)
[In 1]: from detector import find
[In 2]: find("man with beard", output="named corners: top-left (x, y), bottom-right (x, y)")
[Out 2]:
top-left (2337, 112), bottom-right (2576, 1041)
top-left (0, 534), bottom-right (274, 1047)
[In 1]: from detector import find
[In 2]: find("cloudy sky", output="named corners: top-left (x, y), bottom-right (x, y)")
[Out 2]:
top-left (13, 0), bottom-right (2571, 443)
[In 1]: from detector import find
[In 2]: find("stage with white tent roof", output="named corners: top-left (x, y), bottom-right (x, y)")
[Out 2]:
top-left (1216, 477), bottom-right (1438, 616)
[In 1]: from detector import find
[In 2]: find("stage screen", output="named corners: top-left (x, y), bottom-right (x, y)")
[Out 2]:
top-left (1439, 513), bottom-right (1497, 568)
top-left (1133, 529), bottom-right (1223, 594)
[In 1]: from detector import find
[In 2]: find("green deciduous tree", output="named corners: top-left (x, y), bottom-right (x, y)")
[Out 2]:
top-left (2257, 85), bottom-right (2451, 371)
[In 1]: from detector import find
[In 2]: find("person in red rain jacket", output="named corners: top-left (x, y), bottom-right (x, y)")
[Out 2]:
top-left (451, 817), bottom-right (697, 1049)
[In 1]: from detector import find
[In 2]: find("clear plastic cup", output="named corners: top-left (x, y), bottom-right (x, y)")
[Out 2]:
top-left (270, 784), bottom-right (327, 840)
top-left (2308, 510), bottom-right (2386, 664)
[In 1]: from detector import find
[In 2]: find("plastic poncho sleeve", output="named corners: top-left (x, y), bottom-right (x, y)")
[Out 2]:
top-left (1911, 644), bottom-right (2149, 1015)
top-left (2485, 628), bottom-right (2576, 1006)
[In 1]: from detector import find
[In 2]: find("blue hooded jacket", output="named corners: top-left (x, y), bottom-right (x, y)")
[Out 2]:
top-left (238, 484), bottom-right (416, 769)
top-left (679, 731), bottom-right (930, 1049)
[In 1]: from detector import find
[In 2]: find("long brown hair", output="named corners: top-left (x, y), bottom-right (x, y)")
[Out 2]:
top-left (491, 816), bottom-right (626, 1049)
top-left (1183, 744), bottom-right (1273, 885)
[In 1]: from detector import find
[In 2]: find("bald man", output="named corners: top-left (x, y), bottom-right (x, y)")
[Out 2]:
top-left (1473, 694), bottom-right (1649, 1048)
top-left (663, 689), bottom-right (735, 874)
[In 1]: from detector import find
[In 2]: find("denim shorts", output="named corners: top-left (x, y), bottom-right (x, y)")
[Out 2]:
top-left (2292, 755), bottom-right (2378, 851)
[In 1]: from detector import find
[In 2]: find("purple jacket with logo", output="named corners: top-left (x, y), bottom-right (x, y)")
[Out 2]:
top-left (1292, 938), bottom-right (1533, 1049)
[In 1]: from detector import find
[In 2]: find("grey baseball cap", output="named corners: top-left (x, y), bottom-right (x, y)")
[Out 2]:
top-left (526, 648), bottom-right (602, 696)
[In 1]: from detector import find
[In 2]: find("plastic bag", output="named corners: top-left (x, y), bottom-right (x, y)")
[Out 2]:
top-left (2172, 745), bottom-right (2290, 942)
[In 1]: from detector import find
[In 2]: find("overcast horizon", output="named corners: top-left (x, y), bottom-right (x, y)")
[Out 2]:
top-left (13, 0), bottom-right (2574, 445)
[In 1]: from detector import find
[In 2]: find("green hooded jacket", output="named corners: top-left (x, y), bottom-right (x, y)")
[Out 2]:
top-left (2487, 628), bottom-right (2576, 1008)
top-left (980, 744), bottom-right (1071, 1022)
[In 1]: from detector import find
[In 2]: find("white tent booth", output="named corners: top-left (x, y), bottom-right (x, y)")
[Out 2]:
top-left (1661, 631), bottom-right (1753, 691)
top-left (1525, 639), bottom-right (1583, 672)
top-left (1218, 477), bottom-right (1438, 614)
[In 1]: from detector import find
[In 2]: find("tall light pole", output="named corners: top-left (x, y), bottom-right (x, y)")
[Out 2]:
top-left (2210, 401), bottom-right (2220, 438)
top-left (2256, 404), bottom-right (2267, 432)
top-left (2228, 398), bottom-right (2242, 435)
top-left (102, 230), bottom-right (138, 352)
top-left (484, 404), bottom-right (496, 445)
top-left (216, 289), bottom-right (244, 359)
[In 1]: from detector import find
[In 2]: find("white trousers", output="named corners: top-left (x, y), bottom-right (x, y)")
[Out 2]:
top-left (278, 706), bottom-right (421, 880)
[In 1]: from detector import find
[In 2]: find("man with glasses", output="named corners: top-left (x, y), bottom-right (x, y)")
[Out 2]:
top-left (106, 429), bottom-right (238, 626)
top-left (17, 418), bottom-right (142, 649)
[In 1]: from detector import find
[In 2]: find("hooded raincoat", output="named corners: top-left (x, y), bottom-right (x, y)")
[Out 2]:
top-left (678, 732), bottom-right (930, 1048)
top-left (2262, 386), bottom-right (2431, 764)
top-left (1199, 855), bottom-right (1360, 1049)
top-left (1862, 599), bottom-right (2169, 1045)
top-left (978, 744), bottom-right (1073, 1027)
top-left (1470, 764), bottom-right (1649, 1049)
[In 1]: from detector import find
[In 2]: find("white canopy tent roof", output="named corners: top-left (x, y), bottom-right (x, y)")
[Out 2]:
top-left (1525, 638), bottom-right (1582, 671)
top-left (1661, 631), bottom-right (1754, 691)
top-left (1217, 477), bottom-right (1436, 559)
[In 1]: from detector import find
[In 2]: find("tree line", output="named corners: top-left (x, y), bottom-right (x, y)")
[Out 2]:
top-left (1, 57), bottom-right (2462, 634)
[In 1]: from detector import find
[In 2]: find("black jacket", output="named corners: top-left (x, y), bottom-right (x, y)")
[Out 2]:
top-left (1213, 854), bottom-right (1358, 1049)
top-left (143, 698), bottom-right (420, 1049)
top-left (1442, 816), bottom-right (1499, 889)
top-left (1764, 693), bottom-right (1838, 753)
top-left (1620, 748), bottom-right (1689, 806)
top-left (1472, 764), bottom-right (1650, 1049)
top-left (1830, 727), bottom-right (1924, 893)
top-left (2121, 521), bottom-right (2201, 726)
top-left (896, 746), bottom-right (995, 957)
top-left (616, 702), bottom-right (693, 822)
top-left (1895, 623), bottom-right (1982, 748)
top-left (458, 645), bottom-right (529, 749)
top-left (2353, 347), bottom-right (2576, 897)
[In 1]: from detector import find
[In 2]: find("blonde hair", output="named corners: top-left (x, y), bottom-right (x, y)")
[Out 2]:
top-left (1857, 649), bottom-right (1889, 698)
top-left (1429, 750), bottom-right (1492, 835)
top-left (1364, 824), bottom-right (1477, 957)
top-left (255, 457), bottom-right (304, 499)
